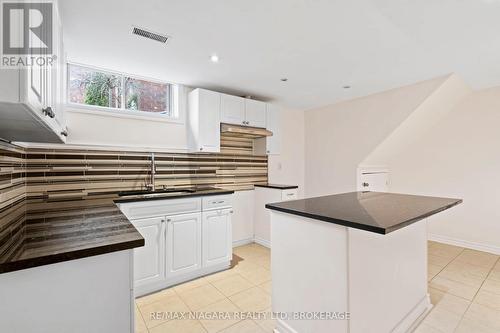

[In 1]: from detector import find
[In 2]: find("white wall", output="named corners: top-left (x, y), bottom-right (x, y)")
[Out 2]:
top-left (64, 86), bottom-right (191, 151)
top-left (304, 75), bottom-right (448, 197)
top-left (363, 74), bottom-right (471, 165)
top-left (65, 109), bottom-right (188, 150)
top-left (268, 108), bottom-right (305, 197)
top-left (387, 86), bottom-right (500, 253)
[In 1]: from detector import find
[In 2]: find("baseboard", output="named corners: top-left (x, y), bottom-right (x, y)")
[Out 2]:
top-left (253, 237), bottom-right (271, 249)
top-left (232, 238), bottom-right (254, 248)
top-left (134, 262), bottom-right (230, 297)
top-left (233, 237), bottom-right (271, 249)
top-left (275, 319), bottom-right (299, 333)
top-left (392, 294), bottom-right (432, 333)
top-left (428, 233), bottom-right (500, 255)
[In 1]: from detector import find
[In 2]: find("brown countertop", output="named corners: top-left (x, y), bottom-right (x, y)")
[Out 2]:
top-left (0, 187), bottom-right (234, 274)
top-left (0, 201), bottom-right (144, 274)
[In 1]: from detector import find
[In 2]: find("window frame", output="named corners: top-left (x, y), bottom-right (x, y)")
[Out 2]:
top-left (66, 62), bottom-right (182, 123)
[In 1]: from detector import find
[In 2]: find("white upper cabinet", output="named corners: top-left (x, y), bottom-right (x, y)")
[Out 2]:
top-left (244, 99), bottom-right (267, 128)
top-left (0, 2), bottom-right (66, 143)
top-left (187, 89), bottom-right (221, 153)
top-left (253, 103), bottom-right (281, 155)
top-left (221, 93), bottom-right (245, 125)
top-left (265, 104), bottom-right (281, 155)
top-left (219, 93), bottom-right (267, 128)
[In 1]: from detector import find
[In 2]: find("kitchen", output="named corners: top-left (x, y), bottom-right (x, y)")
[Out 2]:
top-left (1, 1), bottom-right (500, 333)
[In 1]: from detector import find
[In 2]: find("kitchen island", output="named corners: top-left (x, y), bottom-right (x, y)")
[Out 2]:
top-left (266, 191), bottom-right (462, 333)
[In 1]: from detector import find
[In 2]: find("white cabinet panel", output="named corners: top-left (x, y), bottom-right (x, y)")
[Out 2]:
top-left (166, 212), bottom-right (202, 277)
top-left (244, 99), bottom-right (267, 128)
top-left (266, 104), bottom-right (281, 155)
top-left (132, 217), bottom-right (165, 287)
top-left (202, 195), bottom-right (232, 210)
top-left (255, 187), bottom-right (298, 247)
top-left (281, 189), bottom-right (298, 201)
top-left (199, 89), bottom-right (221, 152)
top-left (231, 190), bottom-right (255, 245)
top-left (221, 93), bottom-right (245, 125)
top-left (202, 209), bottom-right (232, 267)
top-left (119, 197), bottom-right (201, 220)
top-left (0, 2), bottom-right (66, 143)
top-left (188, 88), bottom-right (221, 153)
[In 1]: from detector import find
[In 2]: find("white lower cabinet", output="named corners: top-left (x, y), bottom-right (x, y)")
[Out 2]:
top-left (119, 195), bottom-right (233, 297)
top-left (133, 217), bottom-right (166, 287)
top-left (166, 213), bottom-right (202, 277)
top-left (202, 209), bottom-right (232, 267)
top-left (254, 186), bottom-right (298, 247)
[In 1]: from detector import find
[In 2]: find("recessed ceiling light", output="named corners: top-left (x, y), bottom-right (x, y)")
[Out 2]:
top-left (343, 85), bottom-right (351, 89)
top-left (280, 78), bottom-right (288, 82)
top-left (210, 54), bottom-right (219, 63)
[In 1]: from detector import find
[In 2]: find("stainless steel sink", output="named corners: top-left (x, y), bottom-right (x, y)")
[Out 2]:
top-left (118, 189), bottom-right (193, 197)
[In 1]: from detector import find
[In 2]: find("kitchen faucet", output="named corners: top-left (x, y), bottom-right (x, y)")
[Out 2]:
top-left (145, 152), bottom-right (155, 191)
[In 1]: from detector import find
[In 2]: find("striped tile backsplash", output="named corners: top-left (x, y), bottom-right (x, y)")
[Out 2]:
top-left (0, 136), bottom-right (267, 260)
top-left (0, 142), bottom-right (26, 263)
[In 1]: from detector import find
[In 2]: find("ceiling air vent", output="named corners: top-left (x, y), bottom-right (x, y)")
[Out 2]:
top-left (132, 26), bottom-right (170, 44)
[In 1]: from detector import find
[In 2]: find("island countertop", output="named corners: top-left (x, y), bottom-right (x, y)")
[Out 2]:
top-left (265, 191), bottom-right (462, 234)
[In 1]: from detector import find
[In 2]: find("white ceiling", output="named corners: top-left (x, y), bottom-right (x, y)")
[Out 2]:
top-left (59, 0), bottom-right (500, 110)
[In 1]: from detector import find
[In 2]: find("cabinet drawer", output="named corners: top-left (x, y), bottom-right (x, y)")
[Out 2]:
top-left (281, 189), bottom-right (298, 201)
top-left (202, 195), bottom-right (232, 210)
top-left (119, 197), bottom-right (201, 219)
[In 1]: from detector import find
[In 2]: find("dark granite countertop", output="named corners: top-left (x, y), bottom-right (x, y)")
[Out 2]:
top-left (114, 188), bottom-right (234, 203)
top-left (0, 201), bottom-right (144, 274)
top-left (255, 184), bottom-right (298, 190)
top-left (265, 191), bottom-right (462, 234)
top-left (0, 188), bottom-right (235, 274)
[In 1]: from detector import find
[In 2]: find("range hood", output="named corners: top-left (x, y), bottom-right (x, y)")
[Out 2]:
top-left (220, 123), bottom-right (273, 138)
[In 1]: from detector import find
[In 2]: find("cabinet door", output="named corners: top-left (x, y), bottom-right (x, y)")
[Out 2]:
top-left (166, 212), bottom-right (202, 277)
top-left (198, 89), bottom-right (221, 152)
top-left (266, 104), bottom-right (281, 155)
top-left (132, 217), bottom-right (166, 287)
top-left (245, 99), bottom-right (267, 128)
top-left (221, 94), bottom-right (245, 125)
top-left (26, 9), bottom-right (44, 113)
top-left (202, 209), bottom-right (232, 268)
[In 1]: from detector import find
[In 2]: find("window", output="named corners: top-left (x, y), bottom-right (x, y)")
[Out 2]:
top-left (68, 64), bottom-right (176, 118)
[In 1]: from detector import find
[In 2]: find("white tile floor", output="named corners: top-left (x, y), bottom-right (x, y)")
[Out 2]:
top-left (135, 241), bottom-right (500, 333)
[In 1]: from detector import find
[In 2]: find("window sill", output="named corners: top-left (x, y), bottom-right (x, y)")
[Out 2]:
top-left (65, 103), bottom-right (185, 124)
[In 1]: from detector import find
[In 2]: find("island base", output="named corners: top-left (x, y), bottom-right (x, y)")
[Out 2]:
top-left (270, 211), bottom-right (431, 333)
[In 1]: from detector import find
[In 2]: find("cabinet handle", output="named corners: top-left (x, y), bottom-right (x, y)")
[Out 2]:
top-left (60, 130), bottom-right (68, 137)
top-left (166, 219), bottom-right (171, 222)
top-left (212, 200), bottom-right (225, 204)
top-left (286, 193), bottom-right (294, 196)
top-left (42, 107), bottom-right (55, 118)
top-left (266, 150), bottom-right (270, 154)
top-left (200, 147), bottom-right (203, 151)
top-left (230, 210), bottom-right (234, 214)
top-left (161, 219), bottom-right (165, 223)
